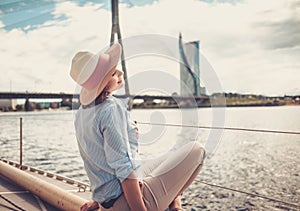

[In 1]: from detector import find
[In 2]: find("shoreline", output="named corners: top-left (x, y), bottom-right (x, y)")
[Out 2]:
top-left (0, 103), bottom-right (300, 113)
top-left (1, 92), bottom-right (299, 112)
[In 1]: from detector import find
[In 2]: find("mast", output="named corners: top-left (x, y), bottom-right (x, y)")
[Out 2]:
top-left (110, 0), bottom-right (130, 97)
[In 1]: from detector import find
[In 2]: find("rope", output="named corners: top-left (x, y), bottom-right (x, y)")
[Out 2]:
top-left (136, 121), bottom-right (300, 135)
top-left (0, 195), bottom-right (26, 211)
top-left (33, 195), bottom-right (48, 211)
top-left (138, 121), bottom-right (300, 208)
top-left (194, 179), bottom-right (300, 209)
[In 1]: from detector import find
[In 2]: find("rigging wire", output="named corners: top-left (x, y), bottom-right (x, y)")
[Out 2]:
top-left (137, 121), bottom-right (300, 208)
top-left (193, 179), bottom-right (300, 209)
top-left (136, 121), bottom-right (300, 135)
top-left (0, 203), bottom-right (19, 211)
top-left (0, 195), bottom-right (25, 211)
top-left (1, 117), bottom-right (299, 209)
top-left (2, 117), bottom-right (300, 135)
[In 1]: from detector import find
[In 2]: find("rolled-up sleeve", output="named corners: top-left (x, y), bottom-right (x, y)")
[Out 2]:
top-left (100, 104), bottom-right (135, 182)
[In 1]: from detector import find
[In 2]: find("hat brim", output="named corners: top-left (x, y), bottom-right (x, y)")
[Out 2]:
top-left (79, 43), bottom-right (121, 105)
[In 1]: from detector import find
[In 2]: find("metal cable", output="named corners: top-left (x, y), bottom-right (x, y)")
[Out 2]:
top-left (1, 118), bottom-right (299, 209)
top-left (0, 203), bottom-right (19, 211)
top-left (0, 195), bottom-right (26, 211)
top-left (138, 121), bottom-right (300, 208)
top-left (136, 121), bottom-right (300, 135)
top-left (194, 179), bottom-right (300, 209)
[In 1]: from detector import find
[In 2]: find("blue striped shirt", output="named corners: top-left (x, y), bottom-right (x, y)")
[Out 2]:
top-left (74, 95), bottom-right (138, 203)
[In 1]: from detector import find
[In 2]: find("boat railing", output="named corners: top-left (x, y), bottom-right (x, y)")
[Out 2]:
top-left (0, 158), bottom-right (89, 192)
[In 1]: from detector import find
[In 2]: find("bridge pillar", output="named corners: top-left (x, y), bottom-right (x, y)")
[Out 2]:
top-left (24, 98), bottom-right (33, 111)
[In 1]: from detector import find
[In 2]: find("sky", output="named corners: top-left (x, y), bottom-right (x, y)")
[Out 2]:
top-left (0, 0), bottom-right (299, 96)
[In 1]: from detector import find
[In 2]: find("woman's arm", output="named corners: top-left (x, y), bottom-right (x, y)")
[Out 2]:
top-left (121, 171), bottom-right (147, 211)
top-left (101, 105), bottom-right (145, 210)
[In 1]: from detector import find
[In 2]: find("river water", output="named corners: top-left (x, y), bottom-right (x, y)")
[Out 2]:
top-left (0, 106), bottom-right (299, 210)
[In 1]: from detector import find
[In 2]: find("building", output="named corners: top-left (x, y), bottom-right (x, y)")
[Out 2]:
top-left (179, 33), bottom-right (206, 96)
top-left (0, 99), bottom-right (17, 111)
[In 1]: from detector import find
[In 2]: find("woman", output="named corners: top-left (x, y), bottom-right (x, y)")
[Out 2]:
top-left (70, 43), bottom-right (205, 211)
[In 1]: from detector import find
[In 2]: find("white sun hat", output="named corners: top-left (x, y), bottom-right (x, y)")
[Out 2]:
top-left (70, 43), bottom-right (121, 105)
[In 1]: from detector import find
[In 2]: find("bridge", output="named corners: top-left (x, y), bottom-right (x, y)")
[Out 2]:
top-left (0, 92), bottom-right (208, 101)
top-left (0, 92), bottom-right (78, 99)
top-left (0, 92), bottom-right (209, 110)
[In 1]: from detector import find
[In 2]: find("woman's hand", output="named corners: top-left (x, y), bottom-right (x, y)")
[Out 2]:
top-left (122, 171), bottom-right (147, 211)
top-left (80, 200), bottom-right (99, 211)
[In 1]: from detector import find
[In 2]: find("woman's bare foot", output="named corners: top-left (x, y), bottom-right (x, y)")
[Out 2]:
top-left (80, 200), bottom-right (99, 211)
top-left (169, 195), bottom-right (182, 211)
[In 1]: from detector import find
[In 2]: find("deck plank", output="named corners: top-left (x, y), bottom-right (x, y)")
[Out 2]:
top-left (0, 166), bottom-right (93, 210)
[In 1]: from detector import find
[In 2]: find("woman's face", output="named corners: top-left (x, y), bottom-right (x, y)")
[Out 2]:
top-left (106, 68), bottom-right (124, 93)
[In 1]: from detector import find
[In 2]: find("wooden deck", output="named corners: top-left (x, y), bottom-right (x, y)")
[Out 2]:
top-left (0, 159), bottom-right (92, 211)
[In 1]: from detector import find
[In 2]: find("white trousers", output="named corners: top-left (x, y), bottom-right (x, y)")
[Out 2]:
top-left (100, 142), bottom-right (205, 211)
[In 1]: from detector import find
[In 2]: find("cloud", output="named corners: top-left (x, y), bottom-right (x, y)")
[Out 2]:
top-left (252, 1), bottom-right (300, 50)
top-left (0, 0), bottom-right (299, 96)
top-left (257, 19), bottom-right (300, 50)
